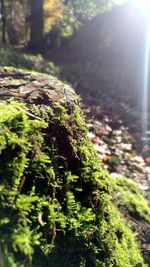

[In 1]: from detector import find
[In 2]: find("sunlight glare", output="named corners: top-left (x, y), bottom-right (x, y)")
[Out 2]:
top-left (137, 0), bottom-right (150, 8)
top-left (134, 0), bottom-right (150, 15)
top-left (142, 19), bottom-right (150, 147)
top-left (140, 0), bottom-right (150, 147)
top-left (114, 0), bottom-right (150, 16)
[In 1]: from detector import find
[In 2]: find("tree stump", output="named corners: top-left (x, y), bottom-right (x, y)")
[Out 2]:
top-left (0, 67), bottom-right (145, 267)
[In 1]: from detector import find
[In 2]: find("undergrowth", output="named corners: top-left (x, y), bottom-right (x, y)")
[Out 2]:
top-left (0, 47), bottom-right (60, 76)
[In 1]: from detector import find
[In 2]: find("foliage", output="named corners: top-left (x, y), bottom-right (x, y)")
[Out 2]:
top-left (0, 92), bottom-right (146, 266)
top-left (44, 0), bottom-right (63, 33)
top-left (59, 0), bottom-right (113, 36)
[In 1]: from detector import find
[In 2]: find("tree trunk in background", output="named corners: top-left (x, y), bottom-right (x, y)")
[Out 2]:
top-left (28, 0), bottom-right (44, 52)
top-left (1, 0), bottom-right (6, 44)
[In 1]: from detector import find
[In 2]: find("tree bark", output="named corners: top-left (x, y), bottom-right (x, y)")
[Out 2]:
top-left (0, 0), bottom-right (6, 44)
top-left (28, 0), bottom-right (44, 53)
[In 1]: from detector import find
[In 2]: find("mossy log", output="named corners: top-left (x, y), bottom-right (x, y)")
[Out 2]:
top-left (0, 67), bottom-right (146, 267)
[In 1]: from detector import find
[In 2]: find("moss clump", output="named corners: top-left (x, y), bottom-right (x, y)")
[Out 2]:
top-left (0, 97), bottom-right (147, 267)
top-left (111, 176), bottom-right (150, 223)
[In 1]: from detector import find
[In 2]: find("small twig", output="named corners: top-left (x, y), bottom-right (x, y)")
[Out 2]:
top-left (38, 213), bottom-right (45, 227)
top-left (16, 107), bottom-right (43, 121)
top-left (18, 176), bottom-right (26, 193)
top-left (54, 155), bottom-right (67, 161)
top-left (7, 97), bottom-right (15, 102)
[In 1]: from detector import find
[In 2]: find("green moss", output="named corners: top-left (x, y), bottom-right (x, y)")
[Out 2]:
top-left (0, 100), bottom-right (147, 267)
top-left (111, 176), bottom-right (150, 223)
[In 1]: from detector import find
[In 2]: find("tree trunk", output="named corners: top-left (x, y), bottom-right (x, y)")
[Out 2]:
top-left (0, 0), bottom-right (6, 44)
top-left (28, 0), bottom-right (44, 52)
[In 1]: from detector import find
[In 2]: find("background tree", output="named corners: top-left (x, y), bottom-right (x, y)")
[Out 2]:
top-left (27, 0), bottom-right (63, 52)
top-left (28, 0), bottom-right (44, 52)
top-left (6, 0), bottom-right (28, 45)
top-left (0, 0), bottom-right (29, 45)
top-left (0, 0), bottom-right (6, 44)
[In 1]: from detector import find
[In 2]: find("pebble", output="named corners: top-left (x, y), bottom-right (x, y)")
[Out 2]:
top-left (145, 167), bottom-right (150, 174)
top-left (120, 143), bottom-right (132, 151)
top-left (87, 132), bottom-right (95, 139)
top-left (131, 156), bottom-right (145, 164)
top-left (133, 163), bottom-right (145, 174)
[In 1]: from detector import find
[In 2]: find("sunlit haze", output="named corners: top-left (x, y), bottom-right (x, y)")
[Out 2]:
top-left (114, 0), bottom-right (150, 15)
top-left (135, 0), bottom-right (150, 15)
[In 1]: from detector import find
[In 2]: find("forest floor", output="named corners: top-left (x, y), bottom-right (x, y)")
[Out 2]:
top-left (81, 92), bottom-right (150, 199)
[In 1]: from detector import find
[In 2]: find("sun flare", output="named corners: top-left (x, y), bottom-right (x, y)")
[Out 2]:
top-left (136, 0), bottom-right (150, 11)
top-left (114, 0), bottom-right (150, 15)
